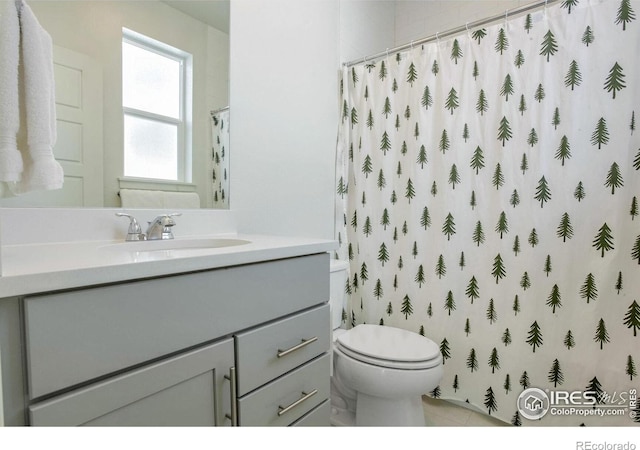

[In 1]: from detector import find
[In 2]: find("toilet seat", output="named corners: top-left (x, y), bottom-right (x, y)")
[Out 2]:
top-left (335, 324), bottom-right (441, 370)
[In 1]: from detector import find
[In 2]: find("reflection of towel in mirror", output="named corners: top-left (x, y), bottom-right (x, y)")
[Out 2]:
top-left (120, 189), bottom-right (201, 209)
top-left (0, 0), bottom-right (23, 182)
top-left (0, 0), bottom-right (63, 194)
top-left (12, 0), bottom-right (63, 194)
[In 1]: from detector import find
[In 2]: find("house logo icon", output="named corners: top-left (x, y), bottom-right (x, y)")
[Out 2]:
top-left (524, 395), bottom-right (543, 411)
top-left (517, 388), bottom-right (550, 420)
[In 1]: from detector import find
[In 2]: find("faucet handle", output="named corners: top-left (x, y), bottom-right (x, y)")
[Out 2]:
top-left (154, 213), bottom-right (181, 227)
top-left (116, 213), bottom-right (146, 241)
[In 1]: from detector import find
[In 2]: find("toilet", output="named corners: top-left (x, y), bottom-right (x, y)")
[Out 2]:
top-left (329, 259), bottom-right (443, 426)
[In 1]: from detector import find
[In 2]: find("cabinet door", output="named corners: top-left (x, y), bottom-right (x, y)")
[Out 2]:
top-left (29, 339), bottom-right (234, 426)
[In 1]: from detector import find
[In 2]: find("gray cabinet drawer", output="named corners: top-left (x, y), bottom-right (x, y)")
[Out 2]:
top-left (237, 354), bottom-right (329, 426)
top-left (235, 304), bottom-right (329, 396)
top-left (29, 339), bottom-right (234, 426)
top-left (24, 253), bottom-right (329, 399)
top-left (290, 400), bottom-right (330, 426)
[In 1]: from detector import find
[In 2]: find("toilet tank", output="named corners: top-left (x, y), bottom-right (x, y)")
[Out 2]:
top-left (329, 259), bottom-right (349, 330)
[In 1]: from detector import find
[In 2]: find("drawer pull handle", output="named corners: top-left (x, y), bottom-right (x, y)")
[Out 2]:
top-left (224, 367), bottom-right (238, 426)
top-left (277, 337), bottom-right (318, 358)
top-left (277, 389), bottom-right (318, 416)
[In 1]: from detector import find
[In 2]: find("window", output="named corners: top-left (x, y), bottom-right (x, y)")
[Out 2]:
top-left (122, 29), bottom-right (192, 182)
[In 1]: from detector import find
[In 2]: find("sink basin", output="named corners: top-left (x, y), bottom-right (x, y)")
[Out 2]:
top-left (100, 238), bottom-right (251, 253)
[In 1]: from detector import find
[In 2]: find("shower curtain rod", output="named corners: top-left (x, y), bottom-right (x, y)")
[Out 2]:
top-left (210, 106), bottom-right (229, 115)
top-left (343, 0), bottom-right (560, 68)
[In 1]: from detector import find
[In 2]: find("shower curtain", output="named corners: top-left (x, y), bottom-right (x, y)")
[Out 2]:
top-left (211, 108), bottom-right (229, 209)
top-left (335, 0), bottom-right (640, 426)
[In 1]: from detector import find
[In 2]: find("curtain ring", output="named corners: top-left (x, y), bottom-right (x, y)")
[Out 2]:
top-left (435, 32), bottom-right (440, 46)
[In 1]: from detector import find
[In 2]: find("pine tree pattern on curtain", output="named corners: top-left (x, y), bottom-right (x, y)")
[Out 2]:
top-left (211, 108), bottom-right (229, 208)
top-left (335, 0), bottom-right (640, 426)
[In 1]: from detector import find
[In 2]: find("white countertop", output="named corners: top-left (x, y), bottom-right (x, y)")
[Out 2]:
top-left (0, 233), bottom-right (338, 298)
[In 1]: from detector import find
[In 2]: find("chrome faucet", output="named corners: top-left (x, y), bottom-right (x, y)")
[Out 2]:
top-left (145, 213), bottom-right (182, 240)
top-left (115, 213), bottom-right (146, 241)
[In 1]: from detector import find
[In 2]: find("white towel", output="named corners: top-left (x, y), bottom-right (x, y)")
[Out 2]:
top-left (119, 189), bottom-right (165, 209)
top-left (120, 189), bottom-right (201, 209)
top-left (0, 0), bottom-right (24, 182)
top-left (162, 191), bottom-right (201, 209)
top-left (11, 0), bottom-right (63, 194)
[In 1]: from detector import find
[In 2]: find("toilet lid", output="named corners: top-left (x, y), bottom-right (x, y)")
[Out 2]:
top-left (336, 324), bottom-right (440, 369)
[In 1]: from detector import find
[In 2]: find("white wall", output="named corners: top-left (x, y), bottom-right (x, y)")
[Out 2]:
top-left (230, 0), bottom-right (339, 239)
top-left (394, 0), bottom-right (534, 44)
top-left (229, 0), bottom-right (396, 239)
top-left (340, 0), bottom-right (395, 64)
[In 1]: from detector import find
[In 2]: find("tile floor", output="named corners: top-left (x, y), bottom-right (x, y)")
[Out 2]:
top-left (422, 395), bottom-right (507, 426)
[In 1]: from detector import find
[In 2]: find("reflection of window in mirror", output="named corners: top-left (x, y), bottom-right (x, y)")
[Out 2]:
top-left (122, 28), bottom-right (192, 182)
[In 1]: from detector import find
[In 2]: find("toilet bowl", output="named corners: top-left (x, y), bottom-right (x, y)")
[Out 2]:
top-left (329, 260), bottom-right (444, 426)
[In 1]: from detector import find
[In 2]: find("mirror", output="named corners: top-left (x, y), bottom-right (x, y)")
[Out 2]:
top-left (0, 0), bottom-right (230, 209)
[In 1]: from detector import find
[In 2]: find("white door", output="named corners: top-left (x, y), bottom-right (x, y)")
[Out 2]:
top-left (0, 45), bottom-right (103, 207)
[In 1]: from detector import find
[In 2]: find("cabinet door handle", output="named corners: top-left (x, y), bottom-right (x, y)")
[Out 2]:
top-left (277, 336), bottom-right (318, 358)
top-left (224, 367), bottom-right (238, 426)
top-left (277, 389), bottom-right (318, 417)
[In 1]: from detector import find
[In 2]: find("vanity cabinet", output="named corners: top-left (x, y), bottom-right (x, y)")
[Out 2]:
top-left (11, 253), bottom-right (331, 427)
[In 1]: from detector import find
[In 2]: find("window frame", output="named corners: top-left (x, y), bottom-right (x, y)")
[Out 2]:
top-left (122, 28), bottom-right (193, 183)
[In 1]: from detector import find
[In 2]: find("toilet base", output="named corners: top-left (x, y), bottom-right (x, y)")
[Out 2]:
top-left (330, 376), bottom-right (356, 426)
top-left (330, 404), bottom-right (355, 426)
top-left (356, 394), bottom-right (426, 426)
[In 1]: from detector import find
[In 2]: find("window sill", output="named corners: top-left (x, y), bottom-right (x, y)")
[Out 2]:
top-left (118, 177), bottom-right (197, 193)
